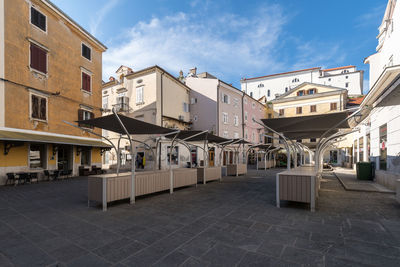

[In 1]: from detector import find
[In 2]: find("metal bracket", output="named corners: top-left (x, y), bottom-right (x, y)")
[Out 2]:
top-left (100, 147), bottom-right (111, 155)
top-left (4, 141), bottom-right (24, 155)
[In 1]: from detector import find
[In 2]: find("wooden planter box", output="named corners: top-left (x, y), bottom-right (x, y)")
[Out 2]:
top-left (276, 168), bottom-right (319, 212)
top-left (227, 164), bottom-right (247, 176)
top-left (173, 168), bottom-right (197, 189)
top-left (197, 166), bottom-right (221, 183)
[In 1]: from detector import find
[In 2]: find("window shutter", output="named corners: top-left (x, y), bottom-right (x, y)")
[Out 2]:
top-left (78, 109), bottom-right (83, 120)
top-left (39, 98), bottom-right (46, 120)
top-left (31, 95), bottom-right (39, 119)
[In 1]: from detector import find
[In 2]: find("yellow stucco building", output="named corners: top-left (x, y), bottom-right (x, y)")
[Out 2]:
top-left (0, 0), bottom-right (108, 184)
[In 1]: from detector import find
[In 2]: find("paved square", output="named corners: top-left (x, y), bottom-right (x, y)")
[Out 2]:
top-left (0, 169), bottom-right (399, 266)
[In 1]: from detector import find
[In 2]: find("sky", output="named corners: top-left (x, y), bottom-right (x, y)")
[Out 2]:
top-left (52, 0), bottom-right (387, 93)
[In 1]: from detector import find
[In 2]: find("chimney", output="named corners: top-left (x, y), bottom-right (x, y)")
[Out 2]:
top-left (189, 67), bottom-right (197, 76)
top-left (178, 70), bottom-right (184, 81)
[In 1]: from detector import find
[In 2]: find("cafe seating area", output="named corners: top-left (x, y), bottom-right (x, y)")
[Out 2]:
top-left (5, 169), bottom-right (76, 186)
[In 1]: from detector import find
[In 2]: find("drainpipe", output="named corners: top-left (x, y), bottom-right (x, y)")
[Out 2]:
top-left (241, 92), bottom-right (245, 163)
top-left (216, 81), bottom-right (220, 135)
top-left (160, 71), bottom-right (164, 126)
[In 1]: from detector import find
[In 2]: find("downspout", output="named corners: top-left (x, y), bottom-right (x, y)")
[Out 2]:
top-left (160, 71), bottom-right (164, 126)
top-left (216, 81), bottom-right (220, 135)
top-left (241, 92), bottom-right (245, 163)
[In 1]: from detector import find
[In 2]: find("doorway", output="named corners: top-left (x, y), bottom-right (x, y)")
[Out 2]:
top-left (208, 148), bottom-right (215, 167)
top-left (58, 145), bottom-right (73, 171)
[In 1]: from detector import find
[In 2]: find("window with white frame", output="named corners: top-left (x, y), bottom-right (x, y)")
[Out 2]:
top-left (136, 86), bottom-right (144, 104)
top-left (190, 97), bottom-right (197, 104)
top-left (233, 98), bottom-right (239, 107)
top-left (244, 111), bottom-right (248, 121)
top-left (223, 112), bottom-right (228, 124)
top-left (30, 6), bottom-right (46, 32)
top-left (223, 131), bottom-right (229, 138)
top-left (81, 70), bottom-right (92, 92)
top-left (234, 115), bottom-right (239, 126)
top-left (222, 93), bottom-right (230, 104)
top-left (30, 93), bottom-right (47, 121)
top-left (252, 102), bottom-right (255, 109)
top-left (167, 146), bottom-right (179, 165)
top-left (29, 143), bottom-right (46, 168)
top-left (81, 43), bottom-right (91, 61)
top-left (30, 42), bottom-right (48, 74)
top-left (183, 102), bottom-right (189, 112)
top-left (102, 96), bottom-right (108, 109)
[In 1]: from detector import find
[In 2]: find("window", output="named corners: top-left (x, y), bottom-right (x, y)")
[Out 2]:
top-left (223, 131), bottom-right (229, 138)
top-left (78, 109), bottom-right (94, 128)
top-left (279, 109), bottom-right (284, 116)
top-left (345, 76), bottom-right (348, 79)
top-left (250, 92), bottom-right (253, 97)
top-left (116, 96), bottom-right (129, 112)
top-left (345, 82), bottom-right (349, 88)
top-left (222, 94), bottom-right (230, 104)
top-left (267, 90), bottom-right (270, 97)
top-left (285, 87), bottom-right (288, 92)
top-left (234, 132), bottom-right (239, 139)
top-left (252, 132), bottom-right (255, 142)
top-left (342, 69), bottom-right (349, 74)
top-left (257, 83), bottom-right (264, 88)
top-left (190, 97), bottom-right (197, 104)
top-left (136, 86), bottom-right (144, 104)
top-left (31, 7), bottom-right (46, 32)
top-left (307, 88), bottom-right (316, 95)
top-left (297, 90), bottom-right (305, 96)
top-left (29, 144), bottom-right (46, 168)
top-left (296, 107), bottom-right (302, 114)
top-left (296, 139), bottom-right (302, 143)
top-left (102, 96), bottom-right (108, 109)
top-left (167, 146), bottom-right (179, 165)
top-left (31, 94), bottom-right (47, 121)
top-left (310, 138), bottom-right (316, 143)
top-left (183, 102), bottom-right (189, 112)
top-left (81, 71), bottom-right (91, 92)
top-left (379, 124), bottom-right (387, 170)
top-left (223, 113), bottom-right (228, 124)
top-left (233, 98), bottom-right (239, 107)
top-left (244, 130), bottom-right (248, 140)
top-left (359, 137), bottom-right (364, 162)
top-left (330, 102), bottom-right (337, 110)
top-left (30, 43), bottom-right (47, 74)
top-left (193, 115), bottom-right (198, 121)
top-left (310, 105), bottom-right (317, 112)
top-left (328, 78), bottom-right (331, 81)
top-left (244, 111), bottom-right (248, 121)
top-left (81, 147), bottom-right (91, 166)
top-left (234, 115), bottom-right (239, 126)
top-left (252, 102), bottom-right (255, 109)
top-left (82, 43), bottom-right (91, 61)
top-left (354, 140), bottom-right (358, 164)
top-left (292, 78), bottom-right (299, 83)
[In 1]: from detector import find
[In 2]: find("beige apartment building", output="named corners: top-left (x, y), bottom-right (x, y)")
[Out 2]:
top-left (271, 82), bottom-right (351, 165)
top-left (0, 0), bottom-right (107, 183)
top-left (102, 65), bottom-right (191, 170)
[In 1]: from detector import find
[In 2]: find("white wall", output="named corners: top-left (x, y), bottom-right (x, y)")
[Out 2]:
top-left (367, 1), bottom-right (400, 87)
top-left (241, 67), bottom-right (363, 101)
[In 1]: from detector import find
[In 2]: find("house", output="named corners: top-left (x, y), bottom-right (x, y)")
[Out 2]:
top-left (0, 0), bottom-right (107, 183)
top-left (101, 65), bottom-right (191, 170)
top-left (271, 82), bottom-right (350, 165)
top-left (241, 65), bottom-right (363, 101)
top-left (352, 0), bottom-right (400, 190)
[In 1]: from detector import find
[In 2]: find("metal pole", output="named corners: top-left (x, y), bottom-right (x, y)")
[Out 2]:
top-left (112, 108), bottom-right (136, 204)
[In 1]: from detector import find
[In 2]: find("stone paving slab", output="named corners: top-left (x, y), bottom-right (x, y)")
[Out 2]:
top-left (334, 168), bottom-right (394, 193)
top-left (0, 169), bottom-right (399, 266)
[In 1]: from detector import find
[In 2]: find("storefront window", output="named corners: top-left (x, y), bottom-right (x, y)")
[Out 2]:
top-left (29, 144), bottom-right (46, 168)
top-left (81, 147), bottom-right (91, 166)
top-left (167, 146), bottom-right (179, 165)
top-left (379, 124), bottom-right (387, 170)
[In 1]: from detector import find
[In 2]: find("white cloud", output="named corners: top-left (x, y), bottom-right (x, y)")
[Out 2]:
top-left (103, 4), bottom-right (287, 83)
top-left (355, 4), bottom-right (386, 28)
top-left (89, 0), bottom-right (119, 36)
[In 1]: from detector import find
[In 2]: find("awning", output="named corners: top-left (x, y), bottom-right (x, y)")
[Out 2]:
top-left (172, 131), bottom-right (230, 144)
top-left (76, 114), bottom-right (176, 135)
top-left (0, 129), bottom-right (111, 147)
top-left (261, 111), bottom-right (352, 140)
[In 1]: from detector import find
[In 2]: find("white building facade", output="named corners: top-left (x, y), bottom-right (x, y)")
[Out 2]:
top-left (241, 66), bottom-right (363, 101)
top-left (352, 0), bottom-right (400, 190)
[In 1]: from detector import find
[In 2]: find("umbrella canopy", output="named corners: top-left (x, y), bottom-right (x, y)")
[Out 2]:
top-left (172, 131), bottom-right (230, 144)
top-left (261, 111), bottom-right (352, 140)
top-left (76, 114), bottom-right (175, 135)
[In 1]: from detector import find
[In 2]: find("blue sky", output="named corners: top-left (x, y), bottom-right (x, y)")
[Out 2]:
top-left (52, 0), bottom-right (387, 93)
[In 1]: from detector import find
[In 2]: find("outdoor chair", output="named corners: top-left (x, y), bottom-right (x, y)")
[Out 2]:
top-left (18, 173), bottom-right (29, 184)
top-left (29, 173), bottom-right (39, 184)
top-left (52, 170), bottom-right (60, 180)
top-left (43, 170), bottom-right (51, 181)
top-left (5, 173), bottom-right (16, 186)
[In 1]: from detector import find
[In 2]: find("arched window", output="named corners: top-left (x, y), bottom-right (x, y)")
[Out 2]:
top-left (267, 90), bottom-right (270, 97)
top-left (292, 78), bottom-right (299, 83)
top-left (285, 87), bottom-right (288, 92)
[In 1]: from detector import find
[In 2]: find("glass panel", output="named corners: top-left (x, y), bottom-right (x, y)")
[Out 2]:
top-left (29, 144), bottom-right (46, 168)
